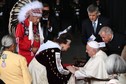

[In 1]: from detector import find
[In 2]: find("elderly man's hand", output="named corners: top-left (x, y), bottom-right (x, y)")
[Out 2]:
top-left (66, 66), bottom-right (78, 74)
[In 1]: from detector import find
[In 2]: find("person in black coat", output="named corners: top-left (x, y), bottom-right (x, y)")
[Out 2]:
top-left (81, 4), bottom-right (110, 45)
top-left (29, 33), bottom-right (72, 84)
top-left (99, 26), bottom-right (126, 56)
top-left (41, 3), bottom-right (60, 42)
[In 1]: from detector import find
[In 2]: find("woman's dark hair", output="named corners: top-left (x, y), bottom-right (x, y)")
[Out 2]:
top-left (54, 33), bottom-right (72, 44)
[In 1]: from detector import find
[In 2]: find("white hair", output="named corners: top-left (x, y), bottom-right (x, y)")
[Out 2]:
top-left (18, 1), bottom-right (43, 22)
top-left (0, 35), bottom-right (15, 55)
top-left (106, 54), bottom-right (126, 75)
top-left (99, 26), bottom-right (113, 35)
top-left (1, 35), bottom-right (15, 47)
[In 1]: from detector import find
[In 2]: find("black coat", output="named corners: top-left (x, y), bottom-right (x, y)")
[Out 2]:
top-left (36, 48), bottom-right (71, 84)
top-left (81, 16), bottom-right (110, 45)
top-left (105, 33), bottom-right (126, 56)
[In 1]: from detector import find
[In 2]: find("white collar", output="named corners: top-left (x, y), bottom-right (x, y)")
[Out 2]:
top-left (93, 18), bottom-right (98, 25)
top-left (110, 34), bottom-right (114, 41)
top-left (36, 40), bottom-right (61, 55)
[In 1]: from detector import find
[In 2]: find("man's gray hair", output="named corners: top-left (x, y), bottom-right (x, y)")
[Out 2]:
top-left (106, 54), bottom-right (126, 75)
top-left (99, 26), bottom-right (113, 35)
top-left (87, 4), bottom-right (99, 13)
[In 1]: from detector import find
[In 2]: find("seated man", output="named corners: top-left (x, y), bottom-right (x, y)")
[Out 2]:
top-left (67, 41), bottom-right (109, 84)
top-left (99, 26), bottom-right (126, 55)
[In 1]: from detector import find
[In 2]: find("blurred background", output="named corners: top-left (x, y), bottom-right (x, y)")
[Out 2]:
top-left (0, 0), bottom-right (126, 64)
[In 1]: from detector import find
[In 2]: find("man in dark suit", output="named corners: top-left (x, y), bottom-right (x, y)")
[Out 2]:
top-left (81, 4), bottom-right (110, 61)
top-left (81, 4), bottom-right (110, 45)
top-left (99, 26), bottom-right (126, 56)
top-left (41, 3), bottom-right (59, 42)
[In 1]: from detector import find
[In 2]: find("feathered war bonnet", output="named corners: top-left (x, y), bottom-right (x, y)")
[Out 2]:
top-left (17, 1), bottom-right (44, 44)
top-left (18, 1), bottom-right (43, 22)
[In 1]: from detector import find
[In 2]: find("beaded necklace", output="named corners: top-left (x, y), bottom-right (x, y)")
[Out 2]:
top-left (1, 54), bottom-right (7, 68)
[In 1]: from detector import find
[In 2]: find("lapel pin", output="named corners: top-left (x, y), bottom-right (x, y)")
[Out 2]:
top-left (99, 23), bottom-right (102, 25)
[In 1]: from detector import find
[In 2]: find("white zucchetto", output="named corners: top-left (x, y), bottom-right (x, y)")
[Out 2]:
top-left (87, 41), bottom-right (99, 48)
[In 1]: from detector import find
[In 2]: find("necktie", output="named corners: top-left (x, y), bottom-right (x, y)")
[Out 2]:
top-left (93, 22), bottom-right (96, 33)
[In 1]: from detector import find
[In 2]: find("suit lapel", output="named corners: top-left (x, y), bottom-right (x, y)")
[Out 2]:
top-left (96, 17), bottom-right (102, 34)
top-left (89, 20), bottom-right (95, 34)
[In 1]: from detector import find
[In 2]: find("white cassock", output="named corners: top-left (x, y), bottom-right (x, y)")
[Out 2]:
top-left (71, 50), bottom-right (109, 84)
top-left (28, 58), bottom-right (49, 84)
top-left (118, 73), bottom-right (126, 84)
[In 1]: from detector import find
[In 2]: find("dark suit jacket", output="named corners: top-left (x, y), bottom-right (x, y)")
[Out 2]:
top-left (105, 33), bottom-right (126, 56)
top-left (41, 15), bottom-right (59, 43)
top-left (81, 16), bottom-right (110, 45)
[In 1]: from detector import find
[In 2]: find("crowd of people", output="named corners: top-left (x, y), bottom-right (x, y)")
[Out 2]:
top-left (0, 0), bottom-right (126, 84)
